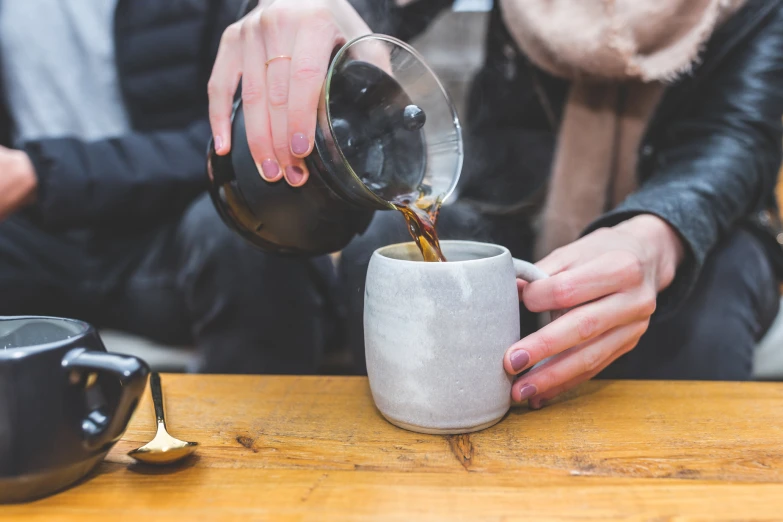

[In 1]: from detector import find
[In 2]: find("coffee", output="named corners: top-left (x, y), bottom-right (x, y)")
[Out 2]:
top-left (393, 196), bottom-right (447, 263)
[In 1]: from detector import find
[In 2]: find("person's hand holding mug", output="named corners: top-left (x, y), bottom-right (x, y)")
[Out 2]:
top-left (504, 215), bottom-right (685, 408)
top-left (208, 0), bottom-right (373, 187)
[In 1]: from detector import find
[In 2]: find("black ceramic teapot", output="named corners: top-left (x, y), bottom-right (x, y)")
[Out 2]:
top-left (206, 35), bottom-right (463, 257)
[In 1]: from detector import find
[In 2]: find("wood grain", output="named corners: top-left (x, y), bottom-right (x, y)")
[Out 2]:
top-left (5, 375), bottom-right (783, 521)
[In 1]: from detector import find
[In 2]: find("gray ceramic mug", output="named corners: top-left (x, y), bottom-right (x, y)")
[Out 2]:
top-left (364, 240), bottom-right (548, 434)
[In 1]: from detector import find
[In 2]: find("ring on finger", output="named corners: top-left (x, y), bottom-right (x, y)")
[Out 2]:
top-left (265, 55), bottom-right (292, 67)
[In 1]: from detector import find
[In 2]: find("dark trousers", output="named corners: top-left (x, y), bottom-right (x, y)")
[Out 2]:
top-left (0, 194), bottom-right (339, 374)
top-left (339, 203), bottom-right (781, 380)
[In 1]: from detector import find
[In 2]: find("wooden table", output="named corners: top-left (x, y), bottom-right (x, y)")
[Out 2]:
top-left (5, 375), bottom-right (783, 521)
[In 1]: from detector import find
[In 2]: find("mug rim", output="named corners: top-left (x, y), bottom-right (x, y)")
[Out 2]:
top-left (0, 316), bottom-right (91, 359)
top-left (373, 240), bottom-right (510, 264)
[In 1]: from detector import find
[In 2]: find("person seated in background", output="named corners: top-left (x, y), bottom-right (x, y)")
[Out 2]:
top-left (208, 0), bottom-right (783, 404)
top-left (0, 0), bottom-right (340, 375)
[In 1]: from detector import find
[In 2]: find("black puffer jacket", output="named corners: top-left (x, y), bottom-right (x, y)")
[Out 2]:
top-left (354, 0), bottom-right (783, 314)
top-left (0, 0), bottom-right (243, 231)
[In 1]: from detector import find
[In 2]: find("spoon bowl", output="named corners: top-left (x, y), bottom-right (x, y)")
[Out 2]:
top-left (128, 373), bottom-right (198, 465)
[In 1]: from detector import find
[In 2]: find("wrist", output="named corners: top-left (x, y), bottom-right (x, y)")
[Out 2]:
top-left (12, 151), bottom-right (37, 205)
top-left (616, 214), bottom-right (684, 289)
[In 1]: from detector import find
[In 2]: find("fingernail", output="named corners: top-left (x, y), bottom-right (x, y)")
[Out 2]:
top-left (518, 384), bottom-right (537, 401)
top-left (291, 133), bottom-right (310, 156)
top-left (260, 159), bottom-right (280, 180)
top-left (286, 165), bottom-right (306, 185)
top-left (510, 350), bottom-right (530, 372)
top-left (214, 135), bottom-right (223, 152)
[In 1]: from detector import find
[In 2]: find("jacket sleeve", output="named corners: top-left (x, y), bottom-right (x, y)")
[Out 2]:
top-left (583, 4), bottom-right (783, 317)
top-left (24, 121), bottom-right (211, 230)
top-left (22, 0), bottom-right (243, 230)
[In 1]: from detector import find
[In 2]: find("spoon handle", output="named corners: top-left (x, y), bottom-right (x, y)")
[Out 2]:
top-left (150, 372), bottom-right (166, 425)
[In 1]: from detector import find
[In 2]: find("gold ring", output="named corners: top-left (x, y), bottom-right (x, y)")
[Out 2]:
top-left (265, 55), bottom-right (292, 67)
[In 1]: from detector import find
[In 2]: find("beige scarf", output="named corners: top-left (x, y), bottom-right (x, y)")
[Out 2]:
top-left (497, 0), bottom-right (747, 260)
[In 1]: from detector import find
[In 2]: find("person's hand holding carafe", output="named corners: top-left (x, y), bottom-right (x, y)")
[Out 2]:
top-left (207, 0), bottom-right (373, 187)
top-left (504, 215), bottom-right (685, 408)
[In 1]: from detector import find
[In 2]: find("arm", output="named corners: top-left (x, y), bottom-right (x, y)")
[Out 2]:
top-left (583, 3), bottom-right (783, 316)
top-left (21, 0), bottom-right (244, 230)
top-left (500, 4), bottom-right (783, 408)
top-left (23, 121), bottom-right (211, 230)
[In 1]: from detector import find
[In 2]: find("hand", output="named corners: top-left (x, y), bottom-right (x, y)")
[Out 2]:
top-left (0, 146), bottom-right (37, 221)
top-left (207, 0), bottom-right (373, 187)
top-left (504, 215), bottom-right (685, 408)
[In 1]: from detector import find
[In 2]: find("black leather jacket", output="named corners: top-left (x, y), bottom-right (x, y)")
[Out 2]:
top-left (354, 0), bottom-right (783, 314)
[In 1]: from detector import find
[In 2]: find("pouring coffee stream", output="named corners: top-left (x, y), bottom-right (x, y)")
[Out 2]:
top-left (207, 34), bottom-right (462, 261)
top-left (395, 199), bottom-right (447, 262)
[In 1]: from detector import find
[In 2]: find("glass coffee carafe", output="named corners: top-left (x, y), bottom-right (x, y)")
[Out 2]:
top-left (207, 34), bottom-right (463, 256)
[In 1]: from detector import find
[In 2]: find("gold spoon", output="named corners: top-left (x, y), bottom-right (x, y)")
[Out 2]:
top-left (128, 372), bottom-right (198, 465)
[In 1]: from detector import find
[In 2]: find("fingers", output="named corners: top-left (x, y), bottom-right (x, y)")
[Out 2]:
top-left (511, 322), bottom-right (646, 403)
top-left (341, 0), bottom-right (374, 37)
top-left (287, 12), bottom-right (340, 163)
top-left (240, 15), bottom-right (282, 182)
top-left (268, 57), bottom-right (306, 185)
top-left (526, 335), bottom-right (639, 408)
top-left (208, 22), bottom-right (243, 156)
top-left (350, 33), bottom-right (393, 75)
top-left (516, 279), bottom-right (529, 302)
top-left (534, 228), bottom-right (616, 276)
top-left (209, 0), bottom-right (372, 187)
top-left (261, 10), bottom-right (308, 187)
top-left (523, 251), bottom-right (646, 313)
top-left (527, 366), bottom-right (604, 410)
top-left (504, 289), bottom-right (654, 375)
top-left (339, 4), bottom-right (391, 71)
top-left (534, 244), bottom-right (580, 277)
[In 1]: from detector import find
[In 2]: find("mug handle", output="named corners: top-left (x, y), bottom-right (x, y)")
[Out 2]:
top-left (512, 258), bottom-right (549, 283)
top-left (62, 348), bottom-right (150, 451)
top-left (512, 258), bottom-right (565, 324)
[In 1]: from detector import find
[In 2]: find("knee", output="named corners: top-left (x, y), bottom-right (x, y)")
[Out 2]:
top-left (634, 229), bottom-right (778, 380)
top-left (176, 194), bottom-right (273, 283)
top-left (702, 230), bottom-right (778, 332)
top-left (183, 195), bottom-right (335, 283)
top-left (177, 194), bottom-right (288, 280)
top-left (178, 195), bottom-right (240, 254)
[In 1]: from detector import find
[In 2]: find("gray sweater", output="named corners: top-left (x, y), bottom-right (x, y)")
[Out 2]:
top-left (0, 0), bottom-right (131, 144)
